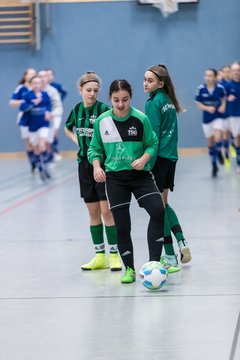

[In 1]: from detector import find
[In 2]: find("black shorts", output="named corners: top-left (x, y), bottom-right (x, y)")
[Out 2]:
top-left (105, 170), bottom-right (161, 210)
top-left (152, 156), bottom-right (177, 192)
top-left (78, 158), bottom-right (107, 203)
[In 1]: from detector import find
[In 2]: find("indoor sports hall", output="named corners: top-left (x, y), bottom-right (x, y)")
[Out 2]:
top-left (0, 1), bottom-right (240, 359)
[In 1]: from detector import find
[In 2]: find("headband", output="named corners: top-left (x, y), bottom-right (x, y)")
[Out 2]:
top-left (148, 69), bottom-right (163, 81)
top-left (81, 79), bottom-right (100, 87)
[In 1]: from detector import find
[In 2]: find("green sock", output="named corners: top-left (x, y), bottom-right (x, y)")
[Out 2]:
top-left (165, 204), bottom-right (185, 243)
top-left (105, 225), bottom-right (118, 253)
top-left (164, 211), bottom-right (175, 256)
top-left (90, 224), bottom-right (105, 254)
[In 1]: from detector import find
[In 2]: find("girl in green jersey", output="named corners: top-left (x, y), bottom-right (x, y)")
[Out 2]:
top-left (65, 72), bottom-right (122, 271)
top-left (144, 64), bottom-right (191, 266)
top-left (88, 79), bottom-right (179, 284)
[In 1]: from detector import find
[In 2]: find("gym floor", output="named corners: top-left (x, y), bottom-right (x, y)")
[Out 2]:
top-left (0, 154), bottom-right (239, 360)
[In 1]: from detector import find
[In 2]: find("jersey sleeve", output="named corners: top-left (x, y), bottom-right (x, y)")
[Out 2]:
top-left (58, 84), bottom-right (67, 101)
top-left (87, 118), bottom-right (105, 164)
top-left (142, 115), bottom-right (158, 159)
top-left (145, 100), bottom-right (161, 141)
top-left (100, 103), bottom-right (111, 113)
top-left (50, 88), bottom-right (63, 117)
top-left (65, 107), bottom-right (76, 131)
top-left (19, 92), bottom-right (33, 112)
top-left (195, 85), bottom-right (203, 102)
top-left (220, 85), bottom-right (227, 98)
top-left (44, 92), bottom-right (52, 112)
top-left (11, 86), bottom-right (23, 100)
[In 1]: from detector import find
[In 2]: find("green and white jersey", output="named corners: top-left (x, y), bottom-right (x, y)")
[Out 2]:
top-left (87, 107), bottom-right (158, 172)
top-left (65, 100), bottom-right (110, 163)
top-left (145, 89), bottom-right (178, 161)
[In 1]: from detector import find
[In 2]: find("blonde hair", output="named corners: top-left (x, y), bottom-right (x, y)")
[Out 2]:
top-left (78, 71), bottom-right (101, 87)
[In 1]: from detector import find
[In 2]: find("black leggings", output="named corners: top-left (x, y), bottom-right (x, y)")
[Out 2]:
top-left (106, 170), bottom-right (165, 270)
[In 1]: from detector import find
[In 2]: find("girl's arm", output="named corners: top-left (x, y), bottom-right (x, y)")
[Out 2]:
top-left (195, 86), bottom-right (215, 114)
top-left (142, 116), bottom-right (158, 158)
top-left (131, 152), bottom-right (151, 171)
top-left (145, 101), bottom-right (161, 140)
top-left (64, 127), bottom-right (78, 146)
top-left (65, 107), bottom-right (79, 145)
top-left (19, 94), bottom-right (33, 112)
top-left (92, 160), bottom-right (106, 183)
top-left (87, 119), bottom-right (105, 169)
top-left (195, 102), bottom-right (215, 114)
top-left (9, 99), bottom-right (22, 107)
top-left (218, 97), bottom-right (226, 114)
top-left (131, 115), bottom-right (158, 171)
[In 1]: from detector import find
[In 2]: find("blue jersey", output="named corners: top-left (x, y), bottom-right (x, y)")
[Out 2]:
top-left (195, 83), bottom-right (226, 124)
top-left (11, 84), bottom-right (30, 100)
top-left (51, 81), bottom-right (67, 101)
top-left (227, 80), bottom-right (240, 117)
top-left (219, 80), bottom-right (231, 118)
top-left (20, 90), bottom-right (51, 132)
top-left (11, 84), bottom-right (31, 126)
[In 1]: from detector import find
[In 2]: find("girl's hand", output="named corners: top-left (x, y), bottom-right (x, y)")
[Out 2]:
top-left (45, 111), bottom-right (51, 121)
top-left (228, 94), bottom-right (236, 102)
top-left (131, 153), bottom-right (151, 170)
top-left (131, 158), bottom-right (146, 170)
top-left (218, 105), bottom-right (225, 113)
top-left (94, 166), bottom-right (106, 182)
top-left (207, 106), bottom-right (216, 114)
top-left (32, 96), bottom-right (42, 105)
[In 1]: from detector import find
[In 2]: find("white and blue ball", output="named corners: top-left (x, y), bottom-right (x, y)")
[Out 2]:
top-left (140, 261), bottom-right (167, 291)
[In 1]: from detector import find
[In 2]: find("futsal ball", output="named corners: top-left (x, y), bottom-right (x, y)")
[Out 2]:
top-left (140, 261), bottom-right (167, 291)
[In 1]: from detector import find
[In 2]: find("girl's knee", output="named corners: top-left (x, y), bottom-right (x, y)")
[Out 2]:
top-left (102, 208), bottom-right (114, 223)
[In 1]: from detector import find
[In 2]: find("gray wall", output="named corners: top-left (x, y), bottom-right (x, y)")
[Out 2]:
top-left (1, 0), bottom-right (240, 152)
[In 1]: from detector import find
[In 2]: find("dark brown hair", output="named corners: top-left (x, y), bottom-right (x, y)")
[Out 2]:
top-left (148, 64), bottom-right (181, 113)
top-left (18, 68), bottom-right (36, 85)
top-left (206, 68), bottom-right (218, 77)
top-left (109, 80), bottom-right (132, 98)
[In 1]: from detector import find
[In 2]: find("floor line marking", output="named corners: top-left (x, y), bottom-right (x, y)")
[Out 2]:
top-left (0, 174), bottom-right (75, 217)
top-left (0, 294), bottom-right (239, 301)
top-left (2, 170), bottom-right (76, 204)
top-left (229, 311), bottom-right (240, 360)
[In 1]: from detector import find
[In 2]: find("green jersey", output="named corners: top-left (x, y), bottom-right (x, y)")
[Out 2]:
top-left (87, 107), bottom-right (158, 172)
top-left (65, 100), bottom-right (110, 163)
top-left (145, 89), bottom-right (178, 161)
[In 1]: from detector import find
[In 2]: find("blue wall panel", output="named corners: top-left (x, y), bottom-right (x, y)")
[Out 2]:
top-left (1, 0), bottom-right (240, 152)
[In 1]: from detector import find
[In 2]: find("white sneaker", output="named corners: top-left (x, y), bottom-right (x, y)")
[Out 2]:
top-left (178, 240), bottom-right (192, 264)
top-left (160, 254), bottom-right (178, 267)
top-left (54, 153), bottom-right (62, 162)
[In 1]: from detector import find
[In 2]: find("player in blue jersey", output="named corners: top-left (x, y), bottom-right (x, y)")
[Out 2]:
top-left (227, 62), bottom-right (240, 173)
top-left (195, 68), bottom-right (226, 177)
top-left (9, 68), bottom-right (37, 172)
top-left (20, 75), bottom-right (52, 181)
top-left (47, 69), bottom-right (67, 101)
top-left (218, 65), bottom-right (232, 167)
top-left (38, 70), bottom-right (64, 164)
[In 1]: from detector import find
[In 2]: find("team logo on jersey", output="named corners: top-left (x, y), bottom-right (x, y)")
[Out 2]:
top-left (116, 143), bottom-right (125, 154)
top-left (76, 127), bottom-right (94, 137)
top-left (161, 103), bottom-right (175, 113)
top-left (89, 115), bottom-right (96, 125)
top-left (128, 126), bottom-right (137, 136)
